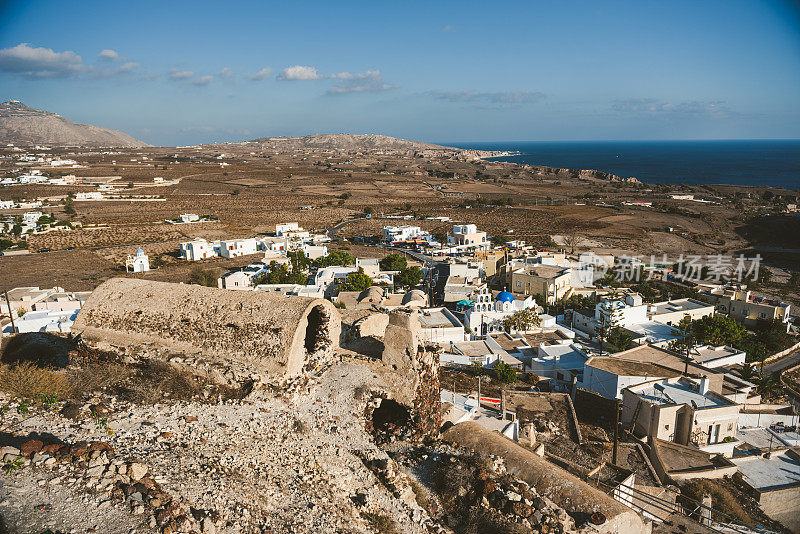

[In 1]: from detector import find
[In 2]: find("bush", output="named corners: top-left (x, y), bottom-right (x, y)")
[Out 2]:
top-left (188, 266), bottom-right (218, 287)
top-left (379, 253), bottom-right (407, 272)
top-left (494, 361), bottom-right (517, 383)
top-left (340, 271), bottom-right (373, 292)
top-left (0, 362), bottom-right (67, 399)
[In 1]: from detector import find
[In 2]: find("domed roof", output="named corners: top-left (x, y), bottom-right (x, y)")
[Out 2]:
top-left (496, 291), bottom-right (514, 303)
top-left (136, 248), bottom-right (145, 256)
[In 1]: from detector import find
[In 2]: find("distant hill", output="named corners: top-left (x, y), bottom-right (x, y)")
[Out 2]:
top-left (0, 100), bottom-right (149, 148)
top-left (249, 133), bottom-right (456, 152)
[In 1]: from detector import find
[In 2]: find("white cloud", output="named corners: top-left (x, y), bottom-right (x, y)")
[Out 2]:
top-left (246, 67), bottom-right (272, 81)
top-left (327, 70), bottom-right (397, 95)
top-left (277, 65), bottom-right (319, 80)
top-left (169, 68), bottom-right (195, 81)
top-left (219, 67), bottom-right (234, 81)
top-left (98, 49), bottom-right (119, 61)
top-left (0, 43), bottom-right (86, 78)
top-left (191, 75), bottom-right (214, 86)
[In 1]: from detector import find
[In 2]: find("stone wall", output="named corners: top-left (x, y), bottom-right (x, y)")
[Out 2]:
top-left (73, 278), bottom-right (341, 379)
top-left (380, 310), bottom-right (441, 441)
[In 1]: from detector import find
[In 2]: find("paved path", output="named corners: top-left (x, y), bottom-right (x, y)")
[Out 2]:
top-left (764, 348), bottom-right (800, 376)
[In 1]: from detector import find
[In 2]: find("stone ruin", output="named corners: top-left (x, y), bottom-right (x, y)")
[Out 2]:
top-left (371, 309), bottom-right (441, 442)
top-left (72, 278), bottom-right (341, 379)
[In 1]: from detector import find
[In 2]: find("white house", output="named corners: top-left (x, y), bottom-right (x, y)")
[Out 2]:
top-left (581, 356), bottom-right (678, 399)
top-left (23, 211), bottom-right (43, 225)
top-left (49, 159), bottom-right (77, 166)
top-left (180, 213), bottom-right (200, 223)
top-left (11, 309), bottom-right (79, 333)
top-left (179, 239), bottom-right (219, 260)
top-left (464, 287), bottom-right (538, 335)
top-left (125, 248), bottom-right (150, 273)
top-left (689, 345), bottom-right (746, 369)
top-left (0, 200), bottom-right (14, 209)
top-left (219, 238), bottom-right (259, 258)
top-left (418, 307), bottom-right (467, 344)
top-left (526, 343), bottom-right (588, 388)
top-left (448, 224), bottom-right (489, 251)
top-left (75, 191), bottom-right (103, 200)
top-left (382, 225), bottom-right (424, 243)
top-left (276, 222), bottom-right (301, 236)
top-left (301, 244), bottom-right (328, 260)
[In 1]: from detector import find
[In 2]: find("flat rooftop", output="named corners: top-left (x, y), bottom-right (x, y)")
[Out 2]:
top-left (649, 298), bottom-right (712, 315)
top-left (655, 439), bottom-right (734, 473)
top-left (734, 450), bottom-right (800, 492)
top-left (490, 333), bottom-right (530, 352)
top-left (634, 380), bottom-right (728, 409)
top-left (448, 340), bottom-right (497, 358)
top-left (586, 356), bottom-right (680, 379)
top-left (523, 330), bottom-right (570, 346)
top-left (516, 265), bottom-right (570, 279)
top-left (614, 345), bottom-right (717, 378)
top-left (418, 308), bottom-right (461, 329)
top-left (625, 321), bottom-right (680, 343)
top-left (690, 345), bottom-right (744, 365)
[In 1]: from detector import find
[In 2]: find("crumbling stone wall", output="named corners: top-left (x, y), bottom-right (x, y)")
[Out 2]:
top-left (381, 310), bottom-right (441, 441)
top-left (73, 278), bottom-right (341, 378)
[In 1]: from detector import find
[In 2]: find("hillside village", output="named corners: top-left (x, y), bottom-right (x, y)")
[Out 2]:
top-left (1, 120), bottom-right (800, 534)
top-left (2, 204), bottom-right (800, 533)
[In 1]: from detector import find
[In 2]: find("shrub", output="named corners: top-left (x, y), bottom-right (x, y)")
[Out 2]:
top-left (66, 363), bottom-right (131, 399)
top-left (188, 266), bottom-right (218, 287)
top-left (494, 361), bottom-right (517, 383)
top-left (362, 512), bottom-right (398, 534)
top-left (0, 362), bottom-right (67, 399)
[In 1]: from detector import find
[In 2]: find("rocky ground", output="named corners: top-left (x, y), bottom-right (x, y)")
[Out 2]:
top-left (1, 360), bottom-right (439, 533)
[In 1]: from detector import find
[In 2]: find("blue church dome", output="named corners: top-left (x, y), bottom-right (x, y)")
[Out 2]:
top-left (136, 248), bottom-right (145, 255)
top-left (496, 291), bottom-right (514, 303)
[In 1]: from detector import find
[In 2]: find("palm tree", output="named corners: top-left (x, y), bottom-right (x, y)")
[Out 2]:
top-left (738, 363), bottom-right (756, 382)
top-left (755, 373), bottom-right (782, 401)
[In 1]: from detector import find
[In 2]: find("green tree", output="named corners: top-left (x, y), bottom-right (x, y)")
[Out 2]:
top-left (608, 327), bottom-right (634, 352)
top-left (691, 315), bottom-right (747, 347)
top-left (738, 363), bottom-right (756, 382)
top-left (188, 266), bottom-right (218, 287)
top-left (502, 308), bottom-right (541, 333)
top-left (595, 300), bottom-right (620, 356)
top-left (314, 250), bottom-right (354, 268)
top-left (340, 271), bottom-right (373, 292)
top-left (494, 361), bottom-right (517, 384)
top-left (395, 266), bottom-right (423, 289)
top-left (492, 234), bottom-right (508, 246)
top-left (379, 253), bottom-right (407, 272)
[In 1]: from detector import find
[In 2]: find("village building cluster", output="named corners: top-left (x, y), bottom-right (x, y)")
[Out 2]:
top-left (1, 214), bottom-right (799, 533)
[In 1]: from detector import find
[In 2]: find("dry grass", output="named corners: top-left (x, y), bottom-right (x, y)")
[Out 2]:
top-left (0, 362), bottom-right (68, 399)
top-left (116, 359), bottom-right (202, 404)
top-left (362, 512), bottom-right (398, 534)
top-left (65, 363), bottom-right (132, 399)
top-left (679, 479), bottom-right (753, 525)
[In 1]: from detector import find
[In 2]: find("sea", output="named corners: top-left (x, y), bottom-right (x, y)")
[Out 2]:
top-left (445, 140), bottom-right (800, 190)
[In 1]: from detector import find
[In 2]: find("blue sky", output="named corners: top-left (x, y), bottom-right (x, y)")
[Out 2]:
top-left (1, 0), bottom-right (799, 146)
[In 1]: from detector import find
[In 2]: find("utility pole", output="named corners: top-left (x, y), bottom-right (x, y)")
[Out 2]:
top-left (612, 398), bottom-right (620, 465)
top-left (3, 290), bottom-right (14, 333)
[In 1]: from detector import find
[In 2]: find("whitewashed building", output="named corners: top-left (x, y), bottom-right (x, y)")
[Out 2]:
top-left (125, 248), bottom-right (150, 273)
top-left (219, 238), bottom-right (259, 258)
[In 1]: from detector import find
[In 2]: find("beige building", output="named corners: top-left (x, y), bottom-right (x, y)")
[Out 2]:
top-left (708, 288), bottom-right (791, 329)
top-left (622, 376), bottom-right (740, 456)
top-left (510, 265), bottom-right (572, 304)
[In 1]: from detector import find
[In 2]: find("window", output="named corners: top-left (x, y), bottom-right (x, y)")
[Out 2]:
top-left (665, 424), bottom-right (670, 430)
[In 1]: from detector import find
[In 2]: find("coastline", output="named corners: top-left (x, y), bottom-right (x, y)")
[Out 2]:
top-left (449, 139), bottom-right (800, 189)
